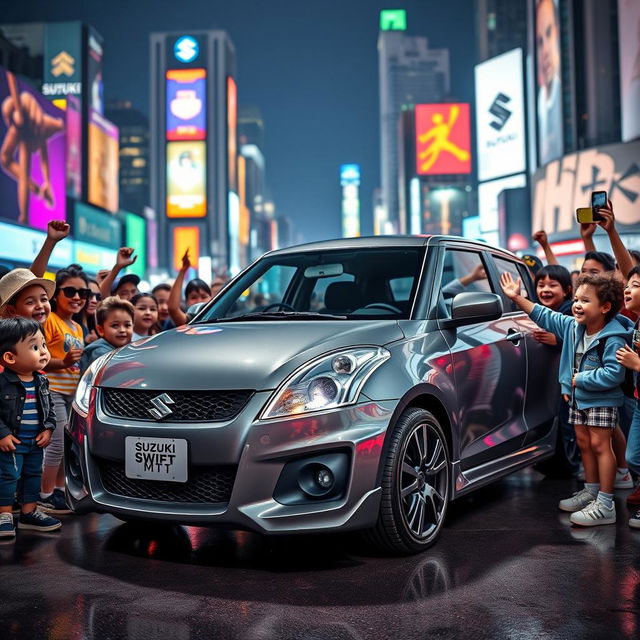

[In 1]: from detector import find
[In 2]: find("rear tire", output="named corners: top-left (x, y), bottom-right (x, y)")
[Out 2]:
top-left (364, 408), bottom-right (450, 555)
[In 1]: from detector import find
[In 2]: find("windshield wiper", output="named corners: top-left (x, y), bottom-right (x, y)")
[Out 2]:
top-left (214, 311), bottom-right (347, 322)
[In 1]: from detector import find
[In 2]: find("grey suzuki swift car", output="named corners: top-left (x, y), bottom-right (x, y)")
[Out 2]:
top-left (66, 236), bottom-right (563, 553)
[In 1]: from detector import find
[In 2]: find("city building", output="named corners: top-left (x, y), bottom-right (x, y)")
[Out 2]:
top-left (475, 0), bottom-right (527, 62)
top-left (0, 25), bottom-right (42, 82)
top-left (149, 30), bottom-right (237, 277)
top-left (378, 13), bottom-right (450, 233)
top-left (106, 100), bottom-right (150, 216)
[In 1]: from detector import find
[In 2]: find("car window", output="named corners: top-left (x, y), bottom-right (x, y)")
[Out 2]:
top-left (389, 277), bottom-right (414, 302)
top-left (311, 272), bottom-right (356, 311)
top-left (493, 256), bottom-right (526, 313)
top-left (234, 264), bottom-right (298, 314)
top-left (438, 249), bottom-right (492, 317)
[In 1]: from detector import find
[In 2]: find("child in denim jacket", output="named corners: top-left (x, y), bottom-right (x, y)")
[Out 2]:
top-left (501, 272), bottom-right (628, 527)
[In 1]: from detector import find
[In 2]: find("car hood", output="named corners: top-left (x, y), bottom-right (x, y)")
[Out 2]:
top-left (96, 320), bottom-right (404, 391)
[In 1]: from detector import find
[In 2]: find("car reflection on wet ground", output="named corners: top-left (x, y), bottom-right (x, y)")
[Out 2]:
top-left (1, 468), bottom-right (639, 640)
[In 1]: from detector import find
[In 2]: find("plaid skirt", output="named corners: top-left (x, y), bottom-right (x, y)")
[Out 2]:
top-left (568, 403), bottom-right (619, 429)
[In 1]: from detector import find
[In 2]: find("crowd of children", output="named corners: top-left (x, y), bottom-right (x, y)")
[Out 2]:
top-left (2, 201), bottom-right (640, 539)
top-left (502, 198), bottom-right (640, 529)
top-left (0, 220), bottom-right (219, 539)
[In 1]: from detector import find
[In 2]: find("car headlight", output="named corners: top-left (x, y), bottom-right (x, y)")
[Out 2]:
top-left (260, 347), bottom-right (390, 419)
top-left (72, 353), bottom-right (112, 418)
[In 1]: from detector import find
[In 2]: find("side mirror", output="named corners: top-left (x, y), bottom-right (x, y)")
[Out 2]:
top-left (440, 292), bottom-right (503, 329)
top-left (186, 302), bottom-right (206, 323)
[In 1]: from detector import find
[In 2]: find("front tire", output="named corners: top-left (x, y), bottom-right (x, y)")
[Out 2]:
top-left (366, 408), bottom-right (450, 555)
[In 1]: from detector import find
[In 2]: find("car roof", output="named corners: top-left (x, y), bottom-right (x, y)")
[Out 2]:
top-left (267, 235), bottom-right (521, 262)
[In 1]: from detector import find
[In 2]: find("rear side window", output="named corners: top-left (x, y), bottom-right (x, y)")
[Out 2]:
top-left (493, 256), bottom-right (527, 313)
top-left (438, 249), bottom-right (492, 317)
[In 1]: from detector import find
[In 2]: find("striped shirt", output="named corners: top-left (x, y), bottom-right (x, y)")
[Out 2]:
top-left (19, 380), bottom-right (40, 438)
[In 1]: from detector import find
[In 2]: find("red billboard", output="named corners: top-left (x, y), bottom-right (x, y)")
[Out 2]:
top-left (415, 103), bottom-right (471, 176)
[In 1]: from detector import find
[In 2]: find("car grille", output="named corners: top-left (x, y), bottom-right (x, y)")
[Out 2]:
top-left (97, 458), bottom-right (236, 504)
top-left (101, 388), bottom-right (254, 422)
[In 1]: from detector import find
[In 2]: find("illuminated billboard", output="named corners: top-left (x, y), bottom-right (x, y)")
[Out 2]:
top-left (380, 10), bottom-right (407, 31)
top-left (415, 104), bottom-right (471, 175)
top-left (87, 27), bottom-right (104, 115)
top-left (166, 68), bottom-right (206, 141)
top-left (227, 76), bottom-right (237, 192)
top-left (173, 226), bottom-right (200, 272)
top-left (340, 164), bottom-right (361, 238)
top-left (88, 108), bottom-right (119, 213)
top-left (0, 67), bottom-right (66, 229)
top-left (66, 94), bottom-right (82, 198)
top-left (478, 173), bottom-right (527, 235)
top-left (532, 140), bottom-right (640, 239)
top-left (166, 141), bottom-right (206, 217)
top-left (475, 49), bottom-right (526, 181)
top-left (618, 0), bottom-right (640, 142)
top-left (42, 22), bottom-right (82, 99)
top-left (535, 0), bottom-right (563, 166)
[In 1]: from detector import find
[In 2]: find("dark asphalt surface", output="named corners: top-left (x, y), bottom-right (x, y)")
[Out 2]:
top-left (1, 468), bottom-right (639, 640)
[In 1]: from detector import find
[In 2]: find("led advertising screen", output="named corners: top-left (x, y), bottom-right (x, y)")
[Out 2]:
top-left (535, 0), bottom-right (563, 166)
top-left (532, 140), bottom-right (640, 239)
top-left (125, 212), bottom-right (146, 278)
top-left (618, 0), bottom-right (640, 142)
top-left (42, 21), bottom-right (82, 99)
top-left (415, 103), bottom-right (471, 176)
top-left (88, 27), bottom-right (104, 115)
top-left (475, 48), bottom-right (526, 182)
top-left (227, 76), bottom-right (237, 192)
top-left (88, 108), bottom-right (119, 213)
top-left (66, 94), bottom-right (82, 198)
top-left (478, 173), bottom-right (527, 235)
top-left (173, 225), bottom-right (200, 272)
top-left (0, 68), bottom-right (66, 229)
top-left (166, 141), bottom-right (206, 217)
top-left (166, 68), bottom-right (206, 141)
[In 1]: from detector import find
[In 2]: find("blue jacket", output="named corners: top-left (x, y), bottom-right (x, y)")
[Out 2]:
top-left (530, 303), bottom-right (631, 409)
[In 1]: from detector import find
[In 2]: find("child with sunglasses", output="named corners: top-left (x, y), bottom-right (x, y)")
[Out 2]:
top-left (41, 266), bottom-right (88, 514)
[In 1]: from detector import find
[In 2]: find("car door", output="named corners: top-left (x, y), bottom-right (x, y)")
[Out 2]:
top-left (436, 247), bottom-right (528, 471)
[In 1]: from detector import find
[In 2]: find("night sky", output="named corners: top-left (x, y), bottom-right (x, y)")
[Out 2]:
top-left (3, 0), bottom-right (475, 243)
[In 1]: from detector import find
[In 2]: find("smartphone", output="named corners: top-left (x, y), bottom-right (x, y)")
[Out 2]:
top-left (591, 190), bottom-right (607, 222)
top-left (576, 207), bottom-right (594, 224)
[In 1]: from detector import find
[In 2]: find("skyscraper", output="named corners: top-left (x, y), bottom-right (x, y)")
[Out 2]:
top-left (378, 24), bottom-right (449, 232)
top-left (106, 100), bottom-right (149, 215)
top-left (149, 30), bottom-right (236, 275)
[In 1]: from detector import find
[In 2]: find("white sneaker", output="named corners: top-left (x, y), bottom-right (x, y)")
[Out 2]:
top-left (559, 488), bottom-right (596, 512)
top-left (630, 510), bottom-right (640, 530)
top-left (570, 499), bottom-right (616, 527)
top-left (615, 470), bottom-right (634, 489)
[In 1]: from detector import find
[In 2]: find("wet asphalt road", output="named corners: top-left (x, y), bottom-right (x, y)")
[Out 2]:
top-left (1, 468), bottom-right (639, 640)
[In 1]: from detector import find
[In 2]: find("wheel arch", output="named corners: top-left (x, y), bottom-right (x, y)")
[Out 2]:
top-left (375, 385), bottom-right (456, 487)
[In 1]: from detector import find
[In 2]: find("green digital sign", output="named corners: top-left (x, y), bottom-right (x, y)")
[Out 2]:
top-left (124, 211), bottom-right (146, 278)
top-left (380, 9), bottom-right (407, 31)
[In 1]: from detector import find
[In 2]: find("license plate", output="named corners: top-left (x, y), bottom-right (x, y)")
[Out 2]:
top-left (125, 437), bottom-right (188, 483)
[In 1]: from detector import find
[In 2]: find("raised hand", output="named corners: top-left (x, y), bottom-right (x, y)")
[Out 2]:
top-left (596, 199), bottom-right (615, 234)
top-left (616, 344), bottom-right (640, 372)
top-left (46, 220), bottom-right (70, 242)
top-left (180, 249), bottom-right (191, 272)
top-left (532, 230), bottom-right (548, 246)
top-left (499, 272), bottom-right (522, 300)
top-left (116, 247), bottom-right (137, 269)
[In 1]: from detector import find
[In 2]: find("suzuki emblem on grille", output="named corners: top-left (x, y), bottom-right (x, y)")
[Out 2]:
top-left (148, 393), bottom-right (175, 420)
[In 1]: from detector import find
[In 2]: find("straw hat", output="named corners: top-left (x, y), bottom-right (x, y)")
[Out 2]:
top-left (0, 269), bottom-right (56, 314)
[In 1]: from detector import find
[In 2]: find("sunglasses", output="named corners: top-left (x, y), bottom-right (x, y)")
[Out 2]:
top-left (60, 286), bottom-right (92, 300)
top-left (89, 292), bottom-right (102, 301)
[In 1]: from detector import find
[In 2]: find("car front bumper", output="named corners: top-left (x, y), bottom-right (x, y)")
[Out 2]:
top-left (65, 389), bottom-right (396, 534)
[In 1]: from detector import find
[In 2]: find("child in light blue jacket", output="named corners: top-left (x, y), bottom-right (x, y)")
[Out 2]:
top-left (501, 272), bottom-right (628, 527)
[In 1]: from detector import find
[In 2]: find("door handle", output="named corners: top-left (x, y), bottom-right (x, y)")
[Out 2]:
top-left (506, 330), bottom-right (523, 344)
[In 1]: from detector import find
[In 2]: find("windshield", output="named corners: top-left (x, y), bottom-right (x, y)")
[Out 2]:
top-left (195, 246), bottom-right (426, 322)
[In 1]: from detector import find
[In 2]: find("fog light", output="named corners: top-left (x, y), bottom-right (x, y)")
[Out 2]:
top-left (316, 467), bottom-right (334, 490)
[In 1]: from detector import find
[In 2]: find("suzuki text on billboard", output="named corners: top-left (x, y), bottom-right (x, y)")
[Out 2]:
top-left (415, 103), bottom-right (471, 176)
